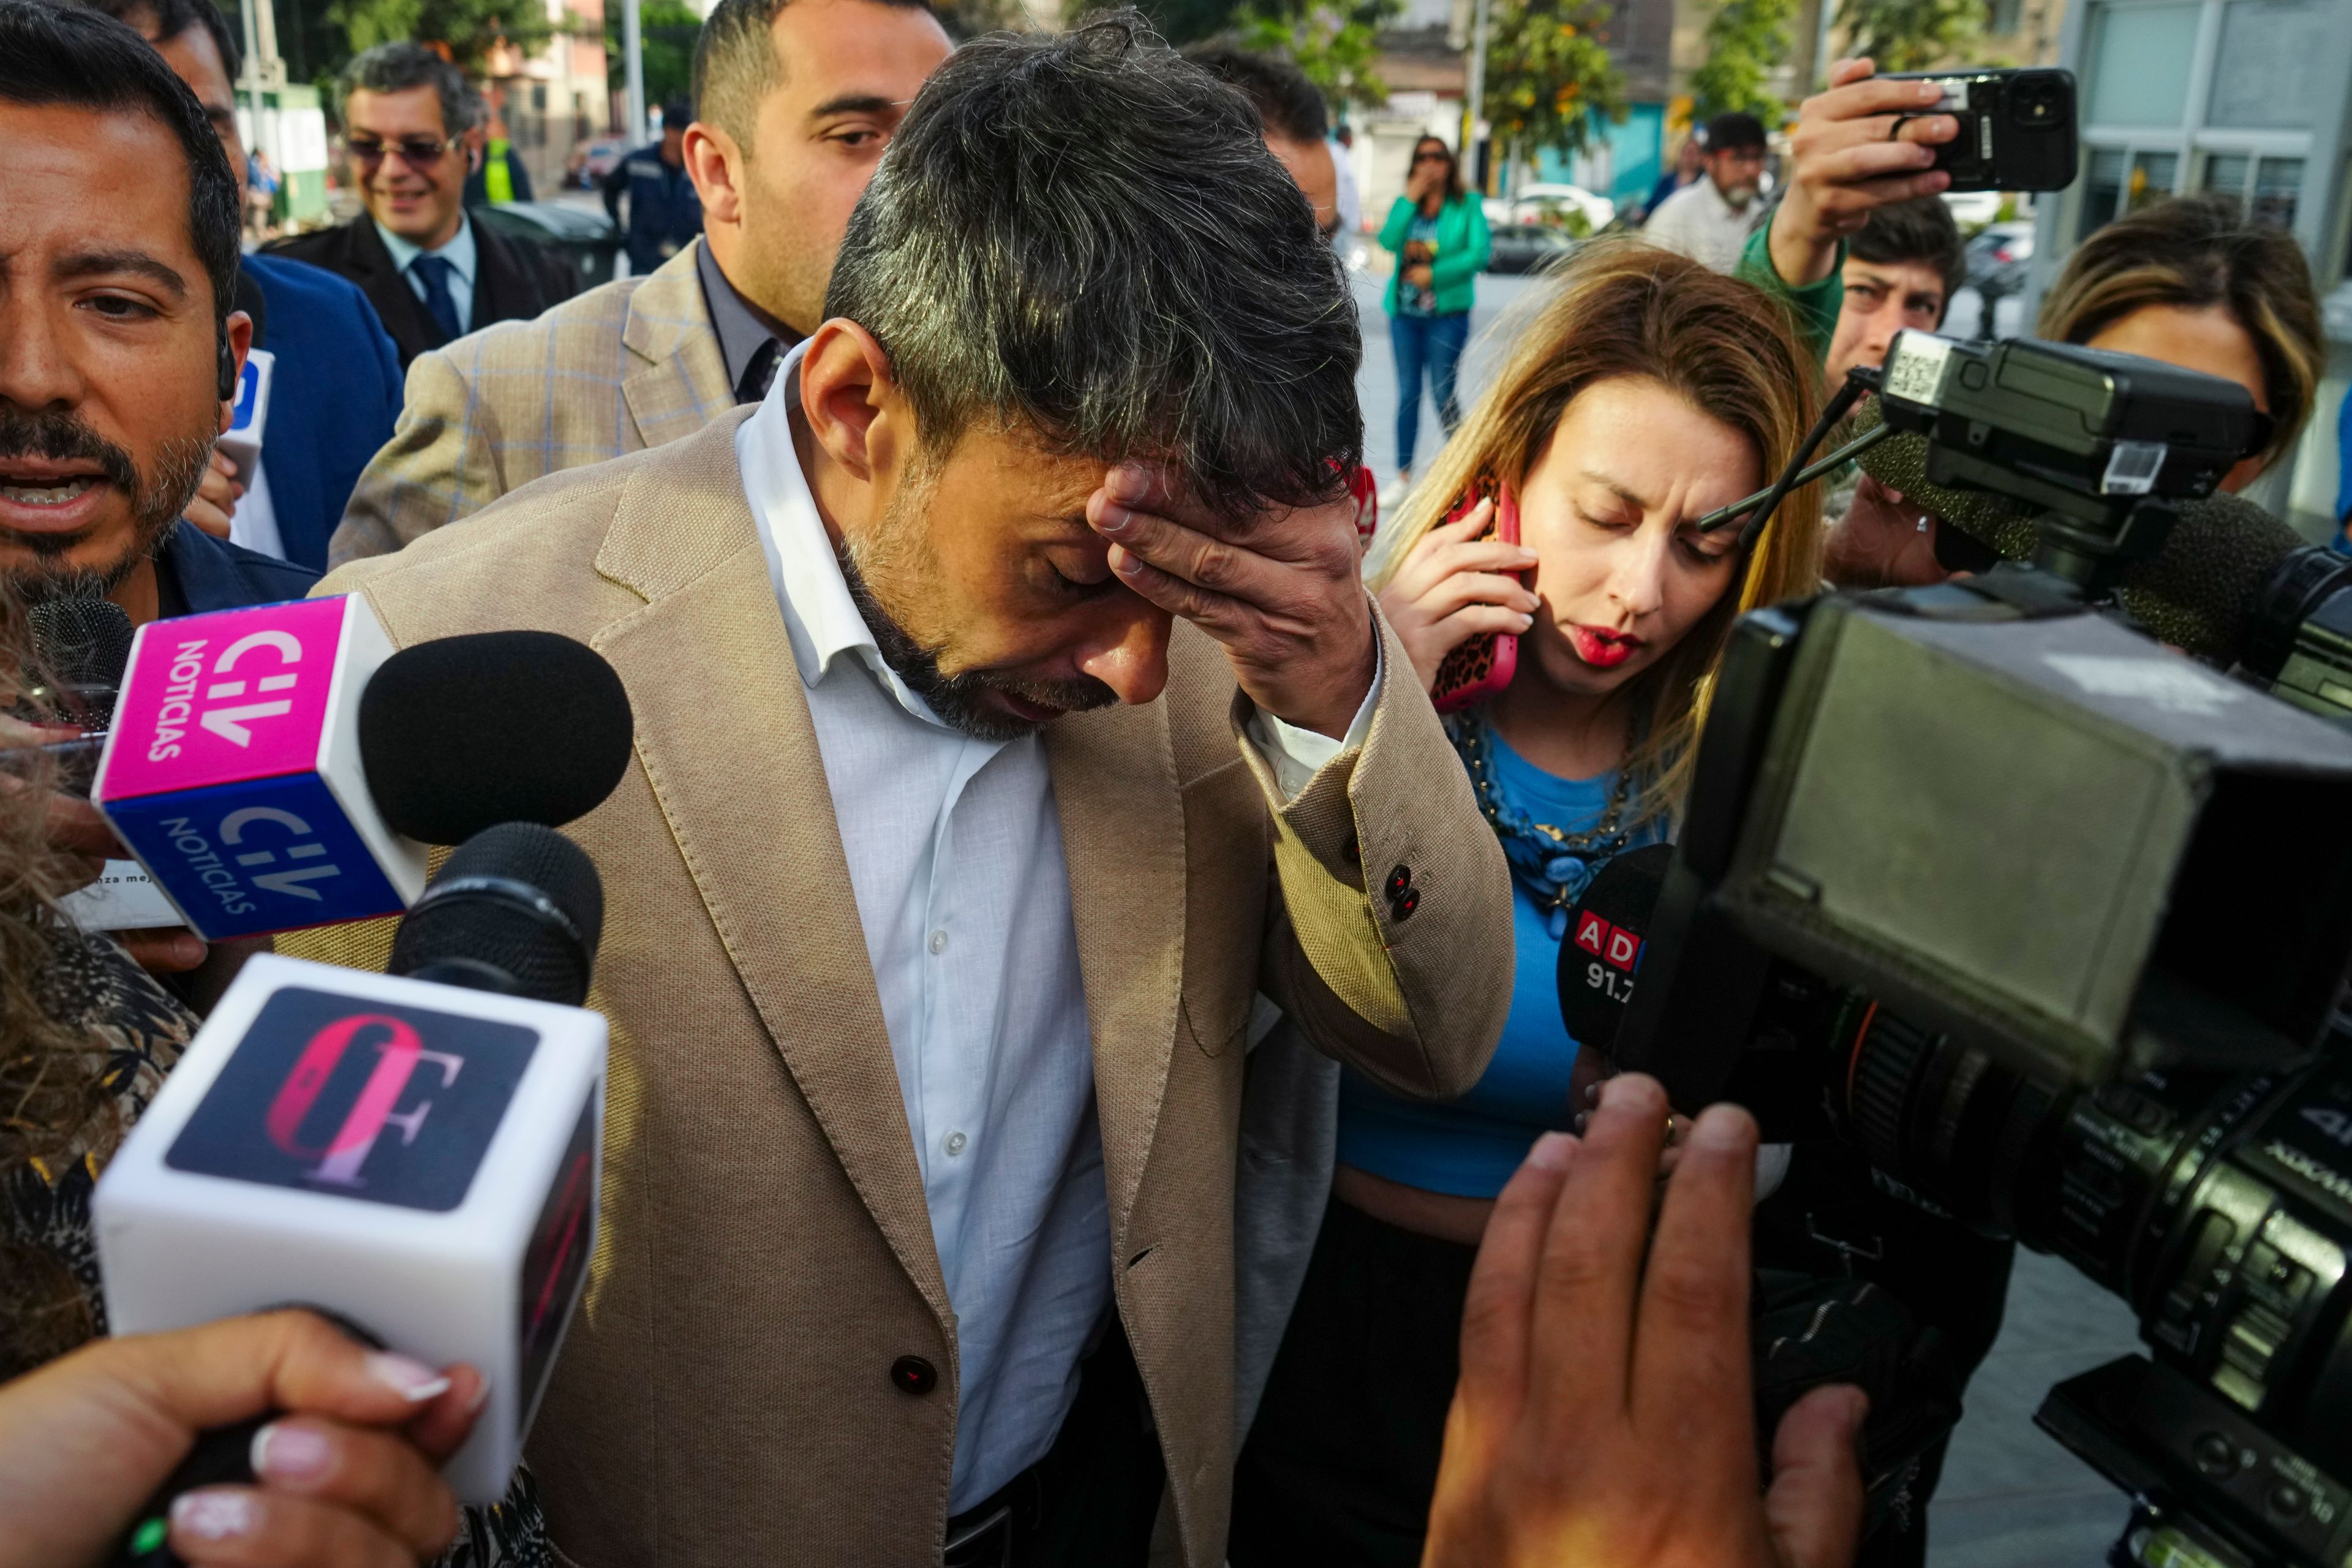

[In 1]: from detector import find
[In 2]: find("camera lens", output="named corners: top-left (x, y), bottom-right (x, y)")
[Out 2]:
top-left (2010, 72), bottom-right (2070, 129)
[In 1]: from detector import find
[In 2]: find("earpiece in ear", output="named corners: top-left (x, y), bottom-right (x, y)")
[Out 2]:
top-left (217, 334), bottom-right (237, 403)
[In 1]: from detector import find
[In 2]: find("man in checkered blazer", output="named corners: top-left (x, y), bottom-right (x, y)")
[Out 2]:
top-left (328, 0), bottom-right (953, 567)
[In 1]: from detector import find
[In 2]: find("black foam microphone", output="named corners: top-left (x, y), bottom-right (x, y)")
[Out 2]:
top-left (1849, 401), bottom-right (2314, 665)
top-left (361, 630), bottom-right (636, 848)
top-left (1556, 843), bottom-right (1674, 1054)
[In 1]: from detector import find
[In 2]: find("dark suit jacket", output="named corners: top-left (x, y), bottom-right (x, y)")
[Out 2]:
top-left (265, 213), bottom-right (576, 369)
top-left (235, 253), bottom-right (404, 572)
top-left (156, 521), bottom-right (322, 616)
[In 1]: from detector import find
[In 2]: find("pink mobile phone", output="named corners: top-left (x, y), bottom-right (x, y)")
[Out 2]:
top-left (1430, 480), bottom-right (1522, 714)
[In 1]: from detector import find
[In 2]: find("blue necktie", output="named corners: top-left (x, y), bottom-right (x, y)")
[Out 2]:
top-left (410, 253), bottom-right (464, 342)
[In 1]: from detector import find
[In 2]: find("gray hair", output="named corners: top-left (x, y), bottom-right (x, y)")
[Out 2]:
top-left (337, 41), bottom-right (479, 138)
top-left (826, 11), bottom-right (1362, 514)
top-left (692, 0), bottom-right (937, 150)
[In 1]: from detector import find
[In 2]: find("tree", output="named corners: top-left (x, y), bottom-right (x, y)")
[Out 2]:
top-left (1687, 0), bottom-right (1798, 124)
top-left (605, 0), bottom-right (701, 110)
top-left (1480, 0), bottom-right (1627, 173)
top-left (327, 0), bottom-right (555, 74)
top-left (1227, 0), bottom-right (1402, 107)
top-left (1834, 0), bottom-right (1982, 72)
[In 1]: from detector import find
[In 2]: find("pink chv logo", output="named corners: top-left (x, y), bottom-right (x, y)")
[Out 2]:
top-left (104, 598), bottom-right (348, 801)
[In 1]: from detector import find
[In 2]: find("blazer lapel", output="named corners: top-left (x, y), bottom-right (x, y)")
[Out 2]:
top-left (591, 414), bottom-right (952, 1324)
top-left (620, 241), bottom-right (731, 451)
top-left (1046, 698), bottom-right (1186, 1245)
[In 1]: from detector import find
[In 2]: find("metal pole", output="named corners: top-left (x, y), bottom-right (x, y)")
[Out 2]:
top-left (236, 0), bottom-right (262, 110)
top-left (1461, 0), bottom-right (1493, 194)
top-left (623, 0), bottom-right (647, 146)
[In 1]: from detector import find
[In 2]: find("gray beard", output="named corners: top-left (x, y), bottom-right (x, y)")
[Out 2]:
top-left (0, 405), bottom-right (211, 604)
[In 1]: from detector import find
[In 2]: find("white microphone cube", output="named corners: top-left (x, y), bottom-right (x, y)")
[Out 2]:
top-left (94, 953), bottom-right (606, 1505)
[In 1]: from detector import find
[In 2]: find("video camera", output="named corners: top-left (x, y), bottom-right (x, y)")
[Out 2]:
top-left (1569, 334), bottom-right (2352, 1568)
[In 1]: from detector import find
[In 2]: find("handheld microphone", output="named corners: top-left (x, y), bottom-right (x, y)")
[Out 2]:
top-left (215, 347), bottom-right (274, 497)
top-left (90, 600), bottom-right (633, 940)
top-left (26, 594), bottom-right (136, 732)
top-left (94, 823), bottom-right (608, 1517)
top-left (1848, 400), bottom-right (2313, 667)
top-left (1556, 843), bottom-right (1673, 1057)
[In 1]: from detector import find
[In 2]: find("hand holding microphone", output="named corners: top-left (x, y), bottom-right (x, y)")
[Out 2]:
top-left (0, 1310), bottom-right (477, 1568)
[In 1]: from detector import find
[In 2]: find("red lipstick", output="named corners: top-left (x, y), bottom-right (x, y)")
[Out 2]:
top-left (1567, 624), bottom-right (1643, 670)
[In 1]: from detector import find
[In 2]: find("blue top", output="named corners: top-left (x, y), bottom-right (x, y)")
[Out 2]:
top-left (238, 253), bottom-right (404, 573)
top-left (1336, 726), bottom-right (1624, 1197)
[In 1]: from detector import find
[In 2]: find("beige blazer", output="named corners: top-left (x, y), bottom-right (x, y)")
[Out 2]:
top-left (283, 412), bottom-right (1513, 1566)
top-left (326, 241), bottom-right (731, 568)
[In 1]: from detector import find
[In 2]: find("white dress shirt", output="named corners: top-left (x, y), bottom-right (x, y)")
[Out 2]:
top-left (737, 343), bottom-right (1377, 1509)
top-left (1643, 176), bottom-right (1760, 275)
top-left (375, 213), bottom-right (478, 334)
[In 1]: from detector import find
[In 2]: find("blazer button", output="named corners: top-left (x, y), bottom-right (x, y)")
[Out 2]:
top-left (1385, 865), bottom-right (1412, 901)
top-left (1393, 887), bottom-right (1420, 921)
top-left (891, 1355), bottom-right (938, 1396)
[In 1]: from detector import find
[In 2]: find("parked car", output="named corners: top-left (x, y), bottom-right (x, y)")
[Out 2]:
top-left (1509, 181), bottom-right (1615, 235)
top-left (1485, 221), bottom-right (1578, 275)
top-left (1964, 219), bottom-right (2035, 295)
top-left (472, 200), bottom-right (625, 292)
top-left (565, 135), bottom-right (629, 190)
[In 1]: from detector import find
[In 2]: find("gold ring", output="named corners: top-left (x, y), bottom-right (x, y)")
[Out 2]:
top-left (1663, 1113), bottom-right (1682, 1147)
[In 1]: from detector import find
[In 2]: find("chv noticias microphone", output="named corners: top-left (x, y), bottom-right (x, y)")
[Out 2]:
top-left (89, 597), bottom-right (631, 940)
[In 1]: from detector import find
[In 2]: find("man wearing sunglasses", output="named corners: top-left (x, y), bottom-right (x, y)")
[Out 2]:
top-left (268, 42), bottom-right (574, 368)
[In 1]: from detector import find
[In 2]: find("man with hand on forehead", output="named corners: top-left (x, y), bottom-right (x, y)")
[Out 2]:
top-left (287, 15), bottom-right (1512, 1564)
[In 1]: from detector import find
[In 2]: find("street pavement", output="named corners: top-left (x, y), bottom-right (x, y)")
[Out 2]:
top-left (1351, 264), bottom-right (2148, 1567)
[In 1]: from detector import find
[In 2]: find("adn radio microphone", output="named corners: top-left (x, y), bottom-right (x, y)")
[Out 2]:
top-left (89, 598), bottom-right (633, 939)
top-left (94, 823), bottom-right (608, 1523)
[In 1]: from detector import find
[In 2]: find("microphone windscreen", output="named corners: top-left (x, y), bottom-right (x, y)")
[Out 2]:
top-left (29, 595), bottom-right (135, 722)
top-left (361, 631), bottom-right (633, 846)
top-left (1557, 843), bottom-right (1675, 1055)
top-left (390, 823), bottom-right (605, 1006)
top-left (1848, 403), bottom-right (2041, 556)
top-left (2113, 491), bottom-right (2310, 663)
top-left (1847, 402), bottom-right (2309, 665)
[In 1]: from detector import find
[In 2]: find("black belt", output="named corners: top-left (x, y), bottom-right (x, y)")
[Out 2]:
top-left (942, 1463), bottom-right (1044, 1568)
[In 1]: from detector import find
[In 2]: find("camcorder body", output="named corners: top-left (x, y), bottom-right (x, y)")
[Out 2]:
top-left (1884, 67), bottom-right (2078, 193)
top-left (1573, 335), bottom-right (2352, 1568)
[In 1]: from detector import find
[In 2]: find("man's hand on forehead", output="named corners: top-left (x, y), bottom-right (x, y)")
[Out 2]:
top-left (1087, 461), bottom-right (1376, 741)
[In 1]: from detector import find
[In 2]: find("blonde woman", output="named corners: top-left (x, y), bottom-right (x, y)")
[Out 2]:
top-left (1231, 241), bottom-right (1826, 1567)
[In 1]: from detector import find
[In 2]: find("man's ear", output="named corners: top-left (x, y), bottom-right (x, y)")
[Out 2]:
top-left (216, 311), bottom-right (255, 435)
top-left (681, 123), bottom-right (744, 226)
top-left (464, 125), bottom-right (486, 174)
top-left (797, 320), bottom-right (912, 486)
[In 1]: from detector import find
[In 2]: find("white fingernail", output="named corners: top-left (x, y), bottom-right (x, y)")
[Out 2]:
top-left (172, 1490), bottom-right (257, 1540)
top-left (365, 1350), bottom-right (452, 1402)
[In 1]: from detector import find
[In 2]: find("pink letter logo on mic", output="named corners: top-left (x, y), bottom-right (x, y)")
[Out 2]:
top-left (104, 597), bottom-right (347, 801)
top-left (168, 988), bottom-right (540, 1211)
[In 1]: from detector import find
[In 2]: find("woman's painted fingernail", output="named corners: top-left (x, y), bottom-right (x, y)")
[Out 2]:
top-left (1515, 614), bottom-right (1535, 630)
top-left (251, 1422), bottom-right (334, 1483)
top-left (364, 1350), bottom-right (452, 1402)
top-left (172, 1490), bottom-right (257, 1541)
top-left (466, 1373), bottom-right (494, 1414)
top-left (1527, 1130), bottom-right (1578, 1170)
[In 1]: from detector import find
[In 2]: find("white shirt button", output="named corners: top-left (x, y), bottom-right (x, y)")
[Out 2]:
top-left (945, 1131), bottom-right (968, 1156)
top-left (928, 929), bottom-right (949, 955)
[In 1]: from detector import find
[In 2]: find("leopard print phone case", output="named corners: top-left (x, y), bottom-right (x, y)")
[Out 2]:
top-left (1430, 480), bottom-right (1522, 714)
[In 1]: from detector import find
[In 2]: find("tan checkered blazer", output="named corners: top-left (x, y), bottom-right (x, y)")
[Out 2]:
top-left (327, 241), bottom-right (729, 567)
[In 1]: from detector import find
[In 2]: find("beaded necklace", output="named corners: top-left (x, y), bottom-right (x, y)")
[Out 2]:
top-left (1447, 710), bottom-right (1637, 939)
